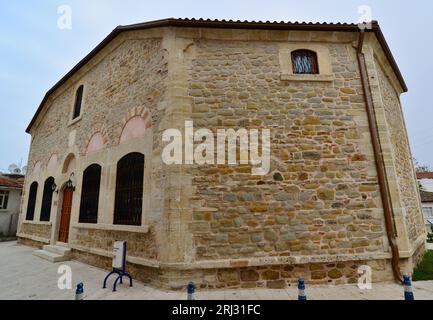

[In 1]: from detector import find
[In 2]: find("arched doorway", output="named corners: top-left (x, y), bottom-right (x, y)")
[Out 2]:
top-left (58, 186), bottom-right (74, 243)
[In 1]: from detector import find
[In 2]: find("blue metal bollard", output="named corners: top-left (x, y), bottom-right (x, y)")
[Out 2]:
top-left (187, 281), bottom-right (196, 300)
top-left (75, 283), bottom-right (84, 300)
top-left (298, 278), bottom-right (307, 301)
top-left (403, 275), bottom-right (414, 300)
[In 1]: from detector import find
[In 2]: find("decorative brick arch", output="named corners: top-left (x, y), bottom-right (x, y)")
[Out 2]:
top-left (86, 133), bottom-right (105, 155)
top-left (32, 161), bottom-right (42, 176)
top-left (118, 107), bottom-right (152, 144)
top-left (62, 153), bottom-right (76, 174)
top-left (47, 153), bottom-right (58, 170)
top-left (83, 123), bottom-right (109, 155)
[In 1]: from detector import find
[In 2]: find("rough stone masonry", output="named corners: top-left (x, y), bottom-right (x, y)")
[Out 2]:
top-left (17, 19), bottom-right (425, 290)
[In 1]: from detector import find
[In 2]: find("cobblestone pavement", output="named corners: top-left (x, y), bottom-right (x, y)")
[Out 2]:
top-left (1, 241), bottom-right (432, 300)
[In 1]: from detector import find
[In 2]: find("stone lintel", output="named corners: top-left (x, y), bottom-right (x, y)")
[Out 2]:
top-left (71, 223), bottom-right (150, 234)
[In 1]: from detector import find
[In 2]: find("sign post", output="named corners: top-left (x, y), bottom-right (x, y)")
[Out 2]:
top-left (103, 241), bottom-right (133, 292)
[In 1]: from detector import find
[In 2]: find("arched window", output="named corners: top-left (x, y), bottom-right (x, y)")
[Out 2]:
top-left (73, 85), bottom-right (84, 119)
top-left (79, 164), bottom-right (102, 224)
top-left (62, 154), bottom-right (76, 174)
top-left (40, 177), bottom-right (55, 222)
top-left (114, 153), bottom-right (144, 226)
top-left (291, 50), bottom-right (319, 74)
top-left (26, 182), bottom-right (38, 221)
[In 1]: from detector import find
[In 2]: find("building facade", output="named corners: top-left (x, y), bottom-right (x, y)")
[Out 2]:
top-left (418, 190), bottom-right (433, 233)
top-left (416, 173), bottom-right (433, 234)
top-left (417, 172), bottom-right (433, 192)
top-left (0, 174), bottom-right (24, 239)
top-left (18, 19), bottom-right (425, 289)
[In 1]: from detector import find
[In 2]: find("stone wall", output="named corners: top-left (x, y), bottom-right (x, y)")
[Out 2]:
top-left (19, 223), bottom-right (51, 240)
top-left (71, 245), bottom-right (392, 290)
top-left (72, 250), bottom-right (162, 287)
top-left (71, 227), bottom-right (158, 260)
top-left (376, 63), bottom-right (425, 242)
top-left (187, 39), bottom-right (386, 262)
top-left (200, 259), bottom-right (392, 289)
top-left (17, 237), bottom-right (45, 249)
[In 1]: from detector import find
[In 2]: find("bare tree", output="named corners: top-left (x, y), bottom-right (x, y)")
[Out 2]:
top-left (413, 158), bottom-right (432, 173)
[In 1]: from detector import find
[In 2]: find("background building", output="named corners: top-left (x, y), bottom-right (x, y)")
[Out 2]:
top-left (0, 173), bottom-right (24, 239)
top-left (419, 191), bottom-right (433, 234)
top-left (417, 172), bottom-right (433, 192)
top-left (416, 172), bottom-right (433, 233)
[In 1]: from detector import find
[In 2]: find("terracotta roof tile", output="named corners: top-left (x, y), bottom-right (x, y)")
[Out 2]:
top-left (417, 172), bottom-right (433, 179)
top-left (0, 177), bottom-right (23, 189)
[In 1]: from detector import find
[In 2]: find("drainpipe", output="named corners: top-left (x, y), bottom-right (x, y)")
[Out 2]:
top-left (356, 29), bottom-right (403, 284)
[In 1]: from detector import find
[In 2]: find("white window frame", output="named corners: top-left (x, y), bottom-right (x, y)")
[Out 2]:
top-left (423, 207), bottom-right (433, 219)
top-left (0, 190), bottom-right (10, 210)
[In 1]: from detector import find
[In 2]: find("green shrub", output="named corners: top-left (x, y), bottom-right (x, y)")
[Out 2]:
top-left (413, 250), bottom-right (433, 281)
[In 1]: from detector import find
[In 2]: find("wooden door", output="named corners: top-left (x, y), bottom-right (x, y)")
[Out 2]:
top-left (58, 187), bottom-right (73, 243)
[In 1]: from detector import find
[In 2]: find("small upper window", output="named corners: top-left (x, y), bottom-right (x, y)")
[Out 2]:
top-left (0, 190), bottom-right (9, 210)
top-left (291, 50), bottom-right (319, 74)
top-left (73, 85), bottom-right (84, 119)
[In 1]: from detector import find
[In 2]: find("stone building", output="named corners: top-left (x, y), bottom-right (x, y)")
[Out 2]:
top-left (17, 18), bottom-right (425, 289)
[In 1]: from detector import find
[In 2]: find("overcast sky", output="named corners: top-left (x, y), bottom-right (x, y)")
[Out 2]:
top-left (1, 0), bottom-right (432, 173)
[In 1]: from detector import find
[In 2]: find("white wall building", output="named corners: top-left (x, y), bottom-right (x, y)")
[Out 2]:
top-left (0, 174), bottom-right (23, 239)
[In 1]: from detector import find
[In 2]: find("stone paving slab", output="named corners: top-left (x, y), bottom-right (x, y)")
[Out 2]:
top-left (1, 241), bottom-right (433, 300)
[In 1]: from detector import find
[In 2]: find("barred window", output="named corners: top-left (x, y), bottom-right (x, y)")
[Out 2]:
top-left (26, 182), bottom-right (38, 221)
top-left (79, 164), bottom-right (101, 224)
top-left (114, 153), bottom-right (144, 226)
top-left (40, 177), bottom-right (55, 222)
top-left (0, 190), bottom-right (9, 210)
top-left (291, 50), bottom-right (319, 74)
top-left (73, 85), bottom-right (84, 119)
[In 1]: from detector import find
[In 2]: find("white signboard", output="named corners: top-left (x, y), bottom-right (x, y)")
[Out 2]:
top-left (112, 241), bottom-right (126, 269)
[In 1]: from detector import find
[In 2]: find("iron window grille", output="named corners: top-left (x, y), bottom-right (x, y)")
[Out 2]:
top-left (113, 153), bottom-right (144, 226)
top-left (26, 182), bottom-right (38, 221)
top-left (40, 177), bottom-right (55, 222)
top-left (291, 50), bottom-right (319, 74)
top-left (79, 164), bottom-right (102, 224)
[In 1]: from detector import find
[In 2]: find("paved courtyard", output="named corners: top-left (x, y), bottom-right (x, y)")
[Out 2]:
top-left (1, 241), bottom-right (433, 300)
